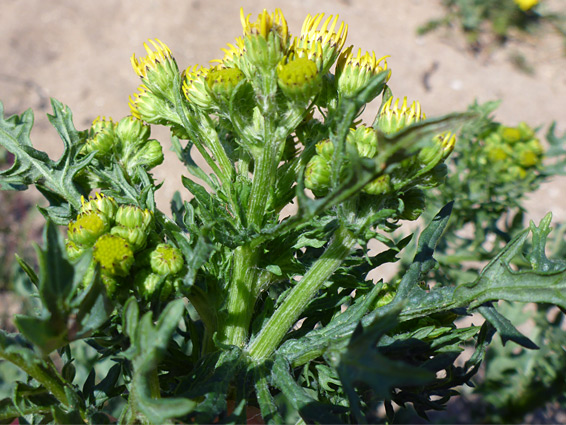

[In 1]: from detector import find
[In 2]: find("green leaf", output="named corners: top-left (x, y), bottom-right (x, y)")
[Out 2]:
top-left (334, 308), bottom-right (434, 423)
top-left (129, 300), bottom-right (197, 423)
top-left (0, 100), bottom-right (93, 222)
top-left (477, 303), bottom-right (538, 349)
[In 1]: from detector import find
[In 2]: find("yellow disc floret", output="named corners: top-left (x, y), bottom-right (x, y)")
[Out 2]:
top-left (93, 234), bottom-right (134, 277)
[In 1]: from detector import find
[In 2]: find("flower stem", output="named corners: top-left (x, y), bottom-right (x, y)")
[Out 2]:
top-left (247, 225), bottom-right (356, 361)
top-left (218, 245), bottom-right (259, 347)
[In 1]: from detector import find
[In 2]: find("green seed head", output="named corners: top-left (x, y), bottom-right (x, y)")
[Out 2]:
top-left (93, 234), bottom-right (134, 277)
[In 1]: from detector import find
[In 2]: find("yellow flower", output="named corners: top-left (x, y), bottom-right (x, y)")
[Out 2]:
top-left (182, 65), bottom-right (213, 110)
top-left (292, 13), bottom-right (348, 73)
top-left (514, 0), bottom-right (539, 11)
top-left (93, 234), bottom-right (134, 277)
top-left (131, 39), bottom-right (179, 101)
top-left (376, 97), bottom-right (424, 134)
top-left (239, 8), bottom-right (290, 69)
top-left (240, 8), bottom-right (289, 45)
top-left (336, 46), bottom-right (390, 99)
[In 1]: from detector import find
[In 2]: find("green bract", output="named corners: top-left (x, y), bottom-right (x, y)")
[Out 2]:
top-left (1, 8), bottom-right (566, 425)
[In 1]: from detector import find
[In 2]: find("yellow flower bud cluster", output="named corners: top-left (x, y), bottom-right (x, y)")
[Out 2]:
top-left (481, 122), bottom-right (543, 182)
top-left (66, 193), bottom-right (185, 301)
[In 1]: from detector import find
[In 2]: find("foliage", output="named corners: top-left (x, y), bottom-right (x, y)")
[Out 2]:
top-left (0, 8), bottom-right (565, 424)
top-left (419, 0), bottom-right (566, 50)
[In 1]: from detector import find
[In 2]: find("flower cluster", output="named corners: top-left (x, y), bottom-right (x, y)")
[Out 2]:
top-left (482, 122), bottom-right (543, 181)
top-left (79, 115), bottom-right (164, 187)
top-left (66, 193), bottom-right (184, 301)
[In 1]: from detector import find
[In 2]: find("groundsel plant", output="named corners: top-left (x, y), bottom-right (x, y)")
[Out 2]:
top-left (1, 8), bottom-right (566, 424)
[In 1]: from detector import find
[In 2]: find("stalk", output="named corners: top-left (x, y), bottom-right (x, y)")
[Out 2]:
top-left (247, 225), bottom-right (356, 361)
top-left (0, 350), bottom-right (69, 407)
top-left (218, 245), bottom-right (259, 347)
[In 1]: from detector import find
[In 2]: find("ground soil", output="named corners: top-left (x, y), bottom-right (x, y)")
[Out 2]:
top-left (1, 0), bottom-right (566, 422)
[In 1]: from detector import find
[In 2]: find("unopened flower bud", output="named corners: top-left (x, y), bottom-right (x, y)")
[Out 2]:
top-left (82, 117), bottom-right (116, 157)
top-left (79, 192), bottom-right (118, 220)
top-left (115, 205), bottom-right (153, 231)
top-left (500, 126), bottom-right (522, 144)
top-left (131, 39), bottom-right (179, 101)
top-left (336, 46), bottom-right (390, 100)
top-left (123, 139), bottom-right (164, 172)
top-left (66, 239), bottom-right (86, 262)
top-left (315, 139), bottom-right (334, 161)
top-left (347, 126), bottom-right (378, 158)
top-left (305, 155), bottom-right (331, 196)
top-left (150, 243), bottom-right (184, 276)
top-left (134, 269), bottom-right (174, 301)
top-left (182, 65), bottom-right (214, 110)
top-left (110, 225), bottom-right (148, 252)
top-left (206, 66), bottom-right (246, 102)
top-left (364, 174), bottom-right (391, 196)
top-left (240, 8), bottom-right (289, 68)
top-left (277, 57), bottom-right (322, 103)
top-left (375, 97), bottom-right (424, 135)
top-left (93, 234), bottom-right (134, 277)
top-left (115, 116), bottom-right (150, 146)
top-left (68, 211), bottom-right (111, 247)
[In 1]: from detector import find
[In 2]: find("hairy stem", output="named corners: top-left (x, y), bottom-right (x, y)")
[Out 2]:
top-left (247, 225), bottom-right (356, 361)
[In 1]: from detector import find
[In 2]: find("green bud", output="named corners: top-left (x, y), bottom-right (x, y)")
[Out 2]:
top-left (79, 192), bottom-right (118, 221)
top-left (399, 188), bottom-right (426, 221)
top-left (304, 155), bottom-right (331, 196)
top-left (363, 174), bottom-right (391, 195)
top-left (206, 66), bottom-right (245, 102)
top-left (68, 211), bottom-right (111, 247)
top-left (66, 239), bottom-right (86, 262)
top-left (93, 234), bottom-right (134, 277)
top-left (336, 47), bottom-right (390, 100)
top-left (347, 126), bottom-right (378, 158)
top-left (375, 97), bottom-right (424, 135)
top-left (499, 126), bottom-right (522, 144)
top-left (315, 139), bottom-right (334, 161)
top-left (277, 57), bottom-right (322, 103)
top-left (518, 149), bottom-right (539, 168)
top-left (115, 116), bottom-right (150, 146)
top-left (124, 139), bottom-right (164, 171)
top-left (82, 117), bottom-right (116, 158)
top-left (110, 225), bottom-right (148, 252)
top-left (134, 269), bottom-right (173, 301)
top-left (115, 205), bottom-right (153, 231)
top-left (150, 243), bottom-right (184, 276)
top-left (129, 84), bottom-right (181, 126)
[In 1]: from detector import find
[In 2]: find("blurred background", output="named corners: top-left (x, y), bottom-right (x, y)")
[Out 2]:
top-left (1, 0), bottom-right (566, 421)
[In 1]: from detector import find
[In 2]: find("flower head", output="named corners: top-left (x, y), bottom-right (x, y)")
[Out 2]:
top-left (68, 211), bottom-right (111, 247)
top-left (182, 65), bottom-right (214, 110)
top-left (514, 0), bottom-right (539, 11)
top-left (206, 66), bottom-right (246, 102)
top-left (375, 97), bottom-right (425, 134)
top-left (82, 117), bottom-right (116, 158)
top-left (129, 84), bottom-right (180, 125)
top-left (277, 57), bottom-right (322, 103)
top-left (79, 192), bottom-right (118, 220)
top-left (240, 8), bottom-right (290, 69)
top-left (150, 243), bottom-right (185, 276)
top-left (131, 39), bottom-right (179, 101)
top-left (240, 8), bottom-right (289, 46)
top-left (293, 13), bottom-right (348, 74)
top-left (93, 234), bottom-right (134, 277)
top-left (336, 47), bottom-right (390, 99)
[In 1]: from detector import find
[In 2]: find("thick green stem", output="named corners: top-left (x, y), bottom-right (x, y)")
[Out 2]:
top-left (247, 225), bottom-right (356, 361)
top-left (247, 137), bottom-right (279, 229)
top-left (0, 351), bottom-right (69, 407)
top-left (218, 245), bottom-right (259, 347)
top-left (148, 367), bottom-right (161, 399)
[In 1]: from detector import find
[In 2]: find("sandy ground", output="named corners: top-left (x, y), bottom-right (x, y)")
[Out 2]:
top-left (1, 0), bottom-right (566, 221)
